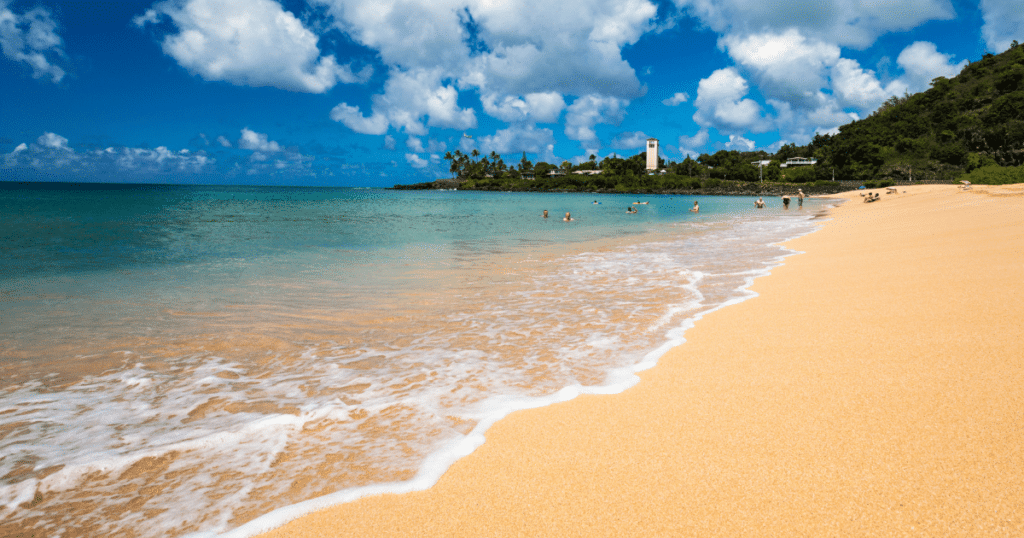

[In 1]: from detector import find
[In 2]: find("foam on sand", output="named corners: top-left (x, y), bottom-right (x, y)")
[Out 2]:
top-left (255, 184), bottom-right (1024, 537)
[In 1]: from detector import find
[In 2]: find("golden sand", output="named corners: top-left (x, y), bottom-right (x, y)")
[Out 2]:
top-left (261, 184), bottom-right (1024, 537)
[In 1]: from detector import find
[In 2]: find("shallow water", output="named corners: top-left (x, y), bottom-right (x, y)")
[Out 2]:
top-left (0, 183), bottom-right (832, 537)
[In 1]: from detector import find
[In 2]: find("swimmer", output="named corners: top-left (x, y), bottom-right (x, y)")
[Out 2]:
top-left (543, 209), bottom-right (548, 218)
top-left (797, 188), bottom-right (804, 207)
top-left (755, 197), bottom-right (765, 208)
top-left (690, 200), bottom-right (699, 213)
top-left (563, 212), bottom-right (574, 221)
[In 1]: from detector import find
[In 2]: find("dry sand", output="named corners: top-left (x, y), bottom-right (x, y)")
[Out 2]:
top-left (261, 184), bottom-right (1024, 537)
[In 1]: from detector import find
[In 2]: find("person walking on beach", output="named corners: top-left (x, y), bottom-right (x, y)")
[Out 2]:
top-left (690, 201), bottom-right (699, 213)
top-left (797, 189), bottom-right (804, 207)
top-left (782, 194), bottom-right (791, 209)
top-left (755, 197), bottom-right (766, 208)
top-left (543, 210), bottom-right (548, 218)
top-left (563, 212), bottom-right (574, 221)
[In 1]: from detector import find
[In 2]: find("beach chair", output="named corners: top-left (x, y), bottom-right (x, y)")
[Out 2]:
top-left (960, 180), bottom-right (972, 190)
top-left (886, 187), bottom-right (898, 194)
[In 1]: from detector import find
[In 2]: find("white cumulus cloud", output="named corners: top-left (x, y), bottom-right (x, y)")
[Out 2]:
top-left (831, 58), bottom-right (901, 111)
top-left (405, 137), bottom-right (446, 153)
top-left (773, 98), bottom-right (858, 141)
top-left (896, 41), bottom-right (968, 92)
top-left (2, 132), bottom-right (215, 176)
top-left (673, 0), bottom-right (955, 49)
top-left (136, 0), bottom-right (370, 93)
top-left (315, 0), bottom-right (654, 98)
top-left (36, 132), bottom-right (70, 150)
top-left (330, 103), bottom-right (390, 135)
top-left (693, 67), bottom-right (770, 134)
top-left (677, 128), bottom-right (710, 157)
top-left (477, 124), bottom-right (556, 156)
top-left (724, 134), bottom-right (755, 151)
top-left (980, 0), bottom-right (1024, 52)
top-left (564, 94), bottom-right (628, 146)
top-left (481, 92), bottom-right (566, 123)
top-left (0, 1), bottom-right (65, 82)
top-left (317, 0), bottom-right (657, 142)
top-left (405, 153), bottom-right (429, 168)
top-left (714, 27), bottom-right (965, 143)
top-left (722, 30), bottom-right (839, 109)
top-left (610, 131), bottom-right (649, 149)
top-left (237, 128), bottom-right (282, 152)
top-left (662, 92), bottom-right (689, 106)
top-left (331, 68), bottom-right (476, 136)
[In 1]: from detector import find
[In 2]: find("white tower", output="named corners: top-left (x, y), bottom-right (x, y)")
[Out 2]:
top-left (646, 138), bottom-right (659, 170)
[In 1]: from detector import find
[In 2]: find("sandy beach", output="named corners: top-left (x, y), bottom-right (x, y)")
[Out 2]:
top-left (260, 184), bottom-right (1024, 537)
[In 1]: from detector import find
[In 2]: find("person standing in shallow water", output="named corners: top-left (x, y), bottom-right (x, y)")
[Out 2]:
top-left (563, 212), bottom-right (574, 221)
top-left (782, 195), bottom-right (791, 209)
top-left (797, 189), bottom-right (805, 207)
top-left (755, 197), bottom-right (766, 208)
top-left (690, 201), bottom-right (699, 213)
top-left (543, 210), bottom-right (548, 218)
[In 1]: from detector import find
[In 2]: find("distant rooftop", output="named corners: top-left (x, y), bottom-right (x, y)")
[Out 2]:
top-left (781, 157), bottom-right (817, 168)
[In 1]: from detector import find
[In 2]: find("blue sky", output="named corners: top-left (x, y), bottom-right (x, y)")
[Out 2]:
top-left (1, 0), bottom-right (1020, 187)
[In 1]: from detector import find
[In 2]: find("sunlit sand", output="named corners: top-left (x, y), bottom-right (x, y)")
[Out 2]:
top-left (260, 184), bottom-right (1024, 537)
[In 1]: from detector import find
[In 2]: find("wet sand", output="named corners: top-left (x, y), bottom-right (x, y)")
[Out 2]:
top-left (260, 184), bottom-right (1024, 537)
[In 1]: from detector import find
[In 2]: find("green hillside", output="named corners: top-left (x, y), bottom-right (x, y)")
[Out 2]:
top-left (823, 42), bottom-right (1024, 183)
top-left (396, 43), bottom-right (1023, 192)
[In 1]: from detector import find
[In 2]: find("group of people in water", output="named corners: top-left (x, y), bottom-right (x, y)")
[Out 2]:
top-left (544, 190), bottom-right (806, 222)
top-left (754, 188), bottom-right (804, 209)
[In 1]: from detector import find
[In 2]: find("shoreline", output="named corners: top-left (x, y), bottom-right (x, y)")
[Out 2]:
top-left (391, 178), bottom-right (857, 195)
top-left (255, 184), bottom-right (1024, 537)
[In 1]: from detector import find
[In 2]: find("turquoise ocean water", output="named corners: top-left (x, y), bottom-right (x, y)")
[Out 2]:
top-left (0, 183), bottom-right (833, 537)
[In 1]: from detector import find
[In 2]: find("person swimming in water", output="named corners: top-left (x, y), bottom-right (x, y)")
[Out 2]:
top-left (563, 212), bottom-right (574, 221)
top-left (690, 201), bottom-right (699, 213)
top-left (755, 197), bottom-right (765, 208)
top-left (543, 209), bottom-right (549, 218)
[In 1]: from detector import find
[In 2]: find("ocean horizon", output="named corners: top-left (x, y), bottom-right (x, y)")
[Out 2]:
top-left (0, 182), bottom-right (833, 537)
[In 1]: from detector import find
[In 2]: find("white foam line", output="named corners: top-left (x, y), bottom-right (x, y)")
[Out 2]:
top-left (192, 215), bottom-right (827, 538)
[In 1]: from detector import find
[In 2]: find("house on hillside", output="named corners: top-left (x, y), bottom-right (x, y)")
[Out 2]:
top-left (780, 157), bottom-right (817, 168)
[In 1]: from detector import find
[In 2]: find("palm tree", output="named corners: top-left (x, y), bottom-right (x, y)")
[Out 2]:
top-left (444, 151), bottom-right (456, 178)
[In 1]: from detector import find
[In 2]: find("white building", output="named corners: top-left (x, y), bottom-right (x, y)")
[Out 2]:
top-left (780, 157), bottom-right (817, 168)
top-left (646, 138), bottom-right (659, 170)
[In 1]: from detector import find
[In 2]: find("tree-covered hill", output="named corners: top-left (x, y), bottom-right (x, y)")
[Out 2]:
top-left (824, 41), bottom-right (1023, 183)
top-left (394, 42), bottom-right (1023, 192)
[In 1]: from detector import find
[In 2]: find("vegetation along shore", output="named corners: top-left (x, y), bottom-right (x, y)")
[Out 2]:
top-left (394, 42), bottom-right (1024, 195)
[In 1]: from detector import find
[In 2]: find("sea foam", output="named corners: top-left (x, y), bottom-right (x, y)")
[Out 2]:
top-left (0, 188), bottom-right (834, 538)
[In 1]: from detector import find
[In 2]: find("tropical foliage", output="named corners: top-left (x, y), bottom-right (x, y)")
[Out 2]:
top-left (400, 43), bottom-right (1024, 192)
